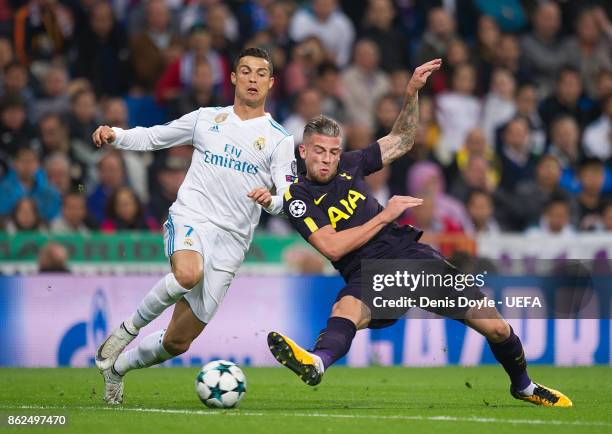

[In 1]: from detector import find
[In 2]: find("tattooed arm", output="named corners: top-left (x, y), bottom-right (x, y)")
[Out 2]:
top-left (379, 59), bottom-right (442, 166)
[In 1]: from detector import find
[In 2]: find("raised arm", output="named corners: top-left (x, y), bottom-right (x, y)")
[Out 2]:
top-left (92, 109), bottom-right (201, 151)
top-left (378, 59), bottom-right (442, 166)
top-left (308, 196), bottom-right (422, 262)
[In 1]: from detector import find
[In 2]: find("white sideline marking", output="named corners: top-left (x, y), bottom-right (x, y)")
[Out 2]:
top-left (1, 404), bottom-right (610, 427)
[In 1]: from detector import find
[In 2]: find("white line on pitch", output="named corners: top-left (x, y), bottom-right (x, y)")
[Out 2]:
top-left (1, 405), bottom-right (610, 427)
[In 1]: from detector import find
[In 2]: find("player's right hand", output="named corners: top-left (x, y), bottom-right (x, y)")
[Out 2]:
top-left (379, 195), bottom-right (423, 224)
top-left (92, 125), bottom-right (116, 147)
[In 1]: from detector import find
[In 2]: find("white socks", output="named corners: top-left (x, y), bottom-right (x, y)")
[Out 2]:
top-left (113, 329), bottom-right (173, 376)
top-left (518, 381), bottom-right (537, 396)
top-left (130, 273), bottom-right (192, 330)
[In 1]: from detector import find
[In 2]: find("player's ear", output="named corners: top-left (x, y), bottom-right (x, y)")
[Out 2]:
top-left (268, 76), bottom-right (275, 90)
top-left (230, 72), bottom-right (236, 86)
top-left (298, 143), bottom-right (306, 159)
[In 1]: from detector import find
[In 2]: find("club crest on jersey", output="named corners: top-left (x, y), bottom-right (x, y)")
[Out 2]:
top-left (184, 237), bottom-right (194, 246)
top-left (253, 136), bottom-right (266, 150)
top-left (289, 200), bottom-right (306, 217)
top-left (214, 113), bottom-right (229, 123)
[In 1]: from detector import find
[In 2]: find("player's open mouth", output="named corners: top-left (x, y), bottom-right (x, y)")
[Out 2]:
top-left (247, 87), bottom-right (258, 94)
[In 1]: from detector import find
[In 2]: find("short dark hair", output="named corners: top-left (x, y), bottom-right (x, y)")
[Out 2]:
top-left (544, 190), bottom-right (570, 212)
top-left (233, 47), bottom-right (273, 74)
top-left (303, 115), bottom-right (342, 140)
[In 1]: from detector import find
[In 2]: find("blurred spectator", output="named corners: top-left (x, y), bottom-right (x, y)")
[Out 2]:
top-left (37, 242), bottom-right (69, 272)
top-left (342, 124), bottom-right (371, 152)
top-left (527, 192), bottom-right (575, 236)
top-left (31, 113), bottom-right (88, 188)
top-left (399, 191), bottom-right (465, 239)
top-left (0, 62), bottom-right (33, 112)
top-left (436, 63), bottom-right (481, 162)
top-left (449, 128), bottom-right (500, 194)
top-left (573, 158), bottom-right (606, 231)
top-left (155, 26), bottom-right (225, 105)
top-left (129, 0), bottom-right (181, 91)
top-left (180, 0), bottom-right (239, 41)
top-left (373, 94), bottom-right (400, 138)
top-left (5, 197), bottom-right (47, 234)
top-left (583, 94), bottom-right (612, 161)
top-left (404, 161), bottom-right (472, 233)
top-left (430, 38), bottom-right (470, 94)
top-left (67, 88), bottom-right (99, 144)
top-left (0, 37), bottom-right (13, 71)
top-left (473, 15), bottom-right (500, 89)
top-left (520, 2), bottom-right (570, 95)
top-left (466, 189), bottom-right (500, 235)
top-left (449, 154), bottom-right (497, 204)
top-left (0, 147), bottom-right (60, 221)
top-left (262, 0), bottom-right (293, 69)
top-left (50, 192), bottom-right (91, 234)
top-left (515, 154), bottom-right (565, 228)
top-left (494, 34), bottom-right (531, 85)
top-left (206, 3), bottom-right (240, 65)
top-left (497, 117), bottom-right (538, 193)
top-left (283, 89), bottom-right (322, 145)
top-left (102, 97), bottom-right (150, 203)
top-left (149, 155), bottom-right (189, 225)
top-left (480, 68), bottom-right (516, 146)
top-left (539, 66), bottom-right (597, 132)
top-left (72, 1), bottom-right (129, 97)
top-left (87, 150), bottom-right (126, 223)
top-left (342, 39), bottom-right (390, 129)
top-left (284, 36), bottom-right (326, 95)
top-left (504, 82), bottom-right (546, 153)
top-left (33, 65), bottom-right (70, 121)
top-left (548, 116), bottom-right (581, 192)
top-left (315, 62), bottom-right (347, 123)
top-left (415, 7), bottom-right (458, 66)
top-left (13, 0), bottom-right (74, 67)
top-left (361, 0), bottom-right (410, 72)
top-left (365, 165), bottom-right (390, 205)
top-left (565, 7), bottom-right (612, 100)
top-left (101, 186), bottom-right (157, 232)
top-left (167, 60), bottom-right (224, 118)
top-left (0, 92), bottom-right (34, 156)
top-left (289, 0), bottom-right (355, 67)
top-left (44, 152), bottom-right (72, 196)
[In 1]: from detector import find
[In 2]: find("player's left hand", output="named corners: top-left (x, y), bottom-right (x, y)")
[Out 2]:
top-left (407, 59), bottom-right (442, 94)
top-left (248, 187), bottom-right (272, 208)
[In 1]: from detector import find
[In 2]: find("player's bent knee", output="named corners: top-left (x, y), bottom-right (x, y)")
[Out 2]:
top-left (162, 334), bottom-right (193, 356)
top-left (173, 265), bottom-right (203, 289)
top-left (484, 320), bottom-right (511, 342)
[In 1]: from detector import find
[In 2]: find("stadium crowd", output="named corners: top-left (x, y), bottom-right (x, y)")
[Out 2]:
top-left (0, 0), bottom-right (612, 238)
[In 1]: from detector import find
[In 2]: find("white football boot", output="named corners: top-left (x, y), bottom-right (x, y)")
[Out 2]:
top-left (95, 322), bottom-right (138, 371)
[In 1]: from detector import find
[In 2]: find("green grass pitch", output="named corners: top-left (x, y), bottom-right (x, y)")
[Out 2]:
top-left (0, 366), bottom-right (610, 434)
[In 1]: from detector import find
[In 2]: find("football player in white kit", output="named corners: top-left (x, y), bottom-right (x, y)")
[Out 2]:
top-left (91, 48), bottom-right (296, 404)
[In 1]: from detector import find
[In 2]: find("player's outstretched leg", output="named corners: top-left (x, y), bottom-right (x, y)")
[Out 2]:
top-left (268, 296), bottom-right (363, 385)
top-left (267, 331), bottom-right (325, 385)
top-left (96, 252), bottom-right (202, 371)
top-left (466, 308), bottom-right (572, 407)
top-left (101, 299), bottom-right (205, 404)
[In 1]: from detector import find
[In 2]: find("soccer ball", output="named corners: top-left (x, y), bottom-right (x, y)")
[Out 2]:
top-left (195, 360), bottom-right (247, 409)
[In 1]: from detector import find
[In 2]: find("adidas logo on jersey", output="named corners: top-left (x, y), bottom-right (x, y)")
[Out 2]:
top-left (209, 124), bottom-right (220, 133)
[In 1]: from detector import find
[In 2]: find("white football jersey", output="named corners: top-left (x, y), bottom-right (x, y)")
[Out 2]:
top-left (111, 105), bottom-right (296, 247)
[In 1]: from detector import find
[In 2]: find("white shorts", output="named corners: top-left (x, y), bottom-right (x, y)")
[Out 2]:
top-left (163, 214), bottom-right (246, 323)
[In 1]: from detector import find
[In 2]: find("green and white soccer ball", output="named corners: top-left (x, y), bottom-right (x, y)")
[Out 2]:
top-left (195, 360), bottom-right (247, 408)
